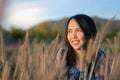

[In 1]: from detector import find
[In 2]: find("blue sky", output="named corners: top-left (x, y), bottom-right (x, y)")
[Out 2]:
top-left (2, 0), bottom-right (120, 30)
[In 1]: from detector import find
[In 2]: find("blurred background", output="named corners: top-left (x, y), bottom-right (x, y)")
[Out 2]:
top-left (0, 0), bottom-right (120, 44)
top-left (0, 1), bottom-right (120, 80)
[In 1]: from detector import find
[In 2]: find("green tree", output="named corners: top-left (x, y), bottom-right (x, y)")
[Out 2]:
top-left (10, 27), bottom-right (25, 42)
top-left (38, 22), bottom-right (50, 37)
top-left (51, 23), bottom-right (64, 37)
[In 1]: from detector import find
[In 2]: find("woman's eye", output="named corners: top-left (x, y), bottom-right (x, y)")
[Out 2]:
top-left (68, 30), bottom-right (71, 33)
top-left (76, 29), bottom-right (82, 32)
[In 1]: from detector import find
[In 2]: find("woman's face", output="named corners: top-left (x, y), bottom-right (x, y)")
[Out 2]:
top-left (67, 19), bottom-right (86, 51)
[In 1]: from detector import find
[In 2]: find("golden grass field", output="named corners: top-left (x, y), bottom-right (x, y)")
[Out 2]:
top-left (0, 17), bottom-right (119, 80)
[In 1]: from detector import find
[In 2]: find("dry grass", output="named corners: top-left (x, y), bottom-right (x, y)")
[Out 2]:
top-left (0, 20), bottom-right (119, 80)
top-left (0, 4), bottom-right (120, 79)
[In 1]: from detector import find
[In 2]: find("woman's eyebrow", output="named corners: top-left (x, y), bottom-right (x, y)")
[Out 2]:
top-left (67, 28), bottom-right (81, 30)
top-left (75, 27), bottom-right (82, 29)
top-left (67, 28), bottom-right (72, 30)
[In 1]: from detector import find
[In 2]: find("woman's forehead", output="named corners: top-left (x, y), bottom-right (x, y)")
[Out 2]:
top-left (68, 19), bottom-right (81, 29)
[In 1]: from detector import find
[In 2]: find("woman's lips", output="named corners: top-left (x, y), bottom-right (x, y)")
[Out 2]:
top-left (71, 40), bottom-right (80, 45)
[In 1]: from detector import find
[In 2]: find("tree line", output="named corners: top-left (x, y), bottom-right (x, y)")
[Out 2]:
top-left (2, 22), bottom-right (120, 45)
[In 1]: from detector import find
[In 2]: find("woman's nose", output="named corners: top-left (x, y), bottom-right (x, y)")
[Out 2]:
top-left (71, 32), bottom-right (77, 38)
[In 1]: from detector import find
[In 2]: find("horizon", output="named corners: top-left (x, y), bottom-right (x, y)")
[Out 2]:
top-left (1, 0), bottom-right (120, 30)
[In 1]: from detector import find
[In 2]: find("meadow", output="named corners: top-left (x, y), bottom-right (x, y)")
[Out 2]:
top-left (0, 17), bottom-right (120, 80)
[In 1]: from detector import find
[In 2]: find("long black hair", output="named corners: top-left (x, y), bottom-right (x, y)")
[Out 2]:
top-left (65, 14), bottom-right (97, 68)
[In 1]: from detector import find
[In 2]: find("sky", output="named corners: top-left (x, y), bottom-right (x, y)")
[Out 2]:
top-left (1, 0), bottom-right (120, 30)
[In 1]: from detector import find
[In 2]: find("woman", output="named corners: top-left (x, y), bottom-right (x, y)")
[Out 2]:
top-left (65, 14), bottom-right (106, 80)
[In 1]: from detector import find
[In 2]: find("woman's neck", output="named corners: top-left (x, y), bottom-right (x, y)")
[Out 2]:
top-left (76, 49), bottom-right (86, 57)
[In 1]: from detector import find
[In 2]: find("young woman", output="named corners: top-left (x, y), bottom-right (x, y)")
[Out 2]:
top-left (65, 14), bottom-right (106, 80)
top-left (55, 14), bottom-right (107, 80)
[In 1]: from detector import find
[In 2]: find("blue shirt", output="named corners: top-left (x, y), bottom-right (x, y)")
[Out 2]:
top-left (67, 66), bottom-right (95, 80)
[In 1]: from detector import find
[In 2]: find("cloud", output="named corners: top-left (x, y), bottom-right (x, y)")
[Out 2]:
top-left (3, 0), bottom-right (54, 30)
top-left (7, 7), bottom-right (46, 29)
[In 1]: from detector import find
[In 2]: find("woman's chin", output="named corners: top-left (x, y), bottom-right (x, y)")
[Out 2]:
top-left (73, 46), bottom-right (81, 51)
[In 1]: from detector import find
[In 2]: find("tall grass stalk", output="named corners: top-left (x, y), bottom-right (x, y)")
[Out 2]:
top-left (0, 28), bottom-right (5, 64)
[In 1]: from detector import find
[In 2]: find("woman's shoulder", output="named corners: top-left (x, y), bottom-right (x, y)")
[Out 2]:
top-left (94, 50), bottom-right (108, 79)
top-left (54, 48), bottom-right (67, 61)
top-left (98, 49), bottom-right (106, 57)
top-left (97, 49), bottom-right (106, 60)
top-left (96, 49), bottom-right (106, 65)
top-left (56, 48), bottom-right (66, 53)
top-left (55, 48), bottom-right (66, 56)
